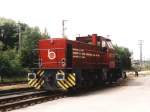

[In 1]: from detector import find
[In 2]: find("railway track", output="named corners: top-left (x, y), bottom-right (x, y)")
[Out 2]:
top-left (0, 88), bottom-right (36, 97)
top-left (0, 81), bottom-right (27, 86)
top-left (0, 90), bottom-right (66, 112)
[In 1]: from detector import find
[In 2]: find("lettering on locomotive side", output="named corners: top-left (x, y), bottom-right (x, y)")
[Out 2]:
top-left (73, 48), bottom-right (86, 59)
top-left (72, 48), bottom-right (100, 59)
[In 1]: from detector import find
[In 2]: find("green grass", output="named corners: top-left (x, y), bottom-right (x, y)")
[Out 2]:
top-left (0, 75), bottom-right (27, 83)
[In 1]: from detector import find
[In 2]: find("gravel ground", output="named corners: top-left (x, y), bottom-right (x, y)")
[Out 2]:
top-left (11, 75), bottom-right (150, 112)
top-left (0, 84), bottom-right (28, 91)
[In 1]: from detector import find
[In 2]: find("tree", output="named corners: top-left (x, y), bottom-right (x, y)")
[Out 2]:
top-left (0, 17), bottom-right (48, 82)
top-left (0, 49), bottom-right (23, 82)
top-left (20, 27), bottom-right (42, 68)
top-left (114, 45), bottom-right (132, 70)
top-left (0, 18), bottom-right (18, 50)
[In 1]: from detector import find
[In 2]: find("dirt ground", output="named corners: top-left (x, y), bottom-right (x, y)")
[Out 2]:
top-left (12, 73), bottom-right (150, 112)
top-left (0, 84), bottom-right (28, 91)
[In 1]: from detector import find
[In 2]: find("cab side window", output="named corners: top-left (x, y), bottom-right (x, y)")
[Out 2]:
top-left (102, 41), bottom-right (106, 47)
top-left (101, 41), bottom-right (107, 52)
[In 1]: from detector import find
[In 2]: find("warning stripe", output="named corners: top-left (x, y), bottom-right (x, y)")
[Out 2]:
top-left (60, 80), bottom-right (69, 88)
top-left (35, 79), bottom-right (44, 89)
top-left (66, 78), bottom-right (75, 86)
top-left (28, 70), bottom-right (44, 88)
top-left (30, 79), bottom-right (38, 87)
top-left (29, 79), bottom-right (37, 87)
top-left (34, 77), bottom-right (43, 88)
top-left (56, 73), bottom-right (76, 90)
top-left (72, 73), bottom-right (75, 77)
top-left (28, 79), bottom-right (34, 85)
top-left (39, 71), bottom-right (44, 76)
top-left (69, 74), bottom-right (75, 81)
top-left (32, 71), bottom-right (45, 88)
top-left (37, 70), bottom-right (42, 75)
top-left (65, 80), bottom-right (73, 87)
top-left (67, 77), bottom-right (75, 86)
top-left (57, 81), bottom-right (67, 90)
top-left (28, 70), bottom-right (43, 86)
top-left (28, 77), bottom-right (38, 85)
top-left (36, 80), bottom-right (44, 89)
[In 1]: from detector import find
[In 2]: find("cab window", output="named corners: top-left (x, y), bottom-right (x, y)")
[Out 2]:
top-left (102, 40), bottom-right (106, 47)
top-left (106, 41), bottom-right (114, 49)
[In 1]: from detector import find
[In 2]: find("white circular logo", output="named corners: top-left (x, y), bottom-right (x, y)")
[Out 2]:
top-left (48, 50), bottom-right (56, 60)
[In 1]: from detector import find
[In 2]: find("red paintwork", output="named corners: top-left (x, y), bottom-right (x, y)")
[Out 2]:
top-left (38, 34), bottom-right (116, 69)
top-left (92, 34), bottom-right (97, 46)
top-left (68, 40), bottom-right (101, 69)
top-left (38, 38), bottom-right (66, 69)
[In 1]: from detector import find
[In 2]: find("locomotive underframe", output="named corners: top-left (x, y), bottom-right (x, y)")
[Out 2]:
top-left (28, 66), bottom-right (122, 91)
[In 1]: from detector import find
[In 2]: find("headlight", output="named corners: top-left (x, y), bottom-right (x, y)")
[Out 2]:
top-left (61, 58), bottom-right (66, 67)
top-left (28, 73), bottom-right (36, 80)
top-left (56, 71), bottom-right (65, 80)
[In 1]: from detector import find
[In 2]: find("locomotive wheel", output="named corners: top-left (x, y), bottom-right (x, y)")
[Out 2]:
top-left (108, 72), bottom-right (113, 84)
top-left (94, 74), bottom-right (100, 86)
top-left (102, 68), bottom-right (108, 82)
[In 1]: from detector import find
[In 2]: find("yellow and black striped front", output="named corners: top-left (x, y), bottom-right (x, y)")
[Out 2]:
top-left (28, 70), bottom-right (45, 89)
top-left (57, 73), bottom-right (76, 91)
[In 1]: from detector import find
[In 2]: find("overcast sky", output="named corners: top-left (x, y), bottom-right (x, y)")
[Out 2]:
top-left (0, 0), bottom-right (150, 60)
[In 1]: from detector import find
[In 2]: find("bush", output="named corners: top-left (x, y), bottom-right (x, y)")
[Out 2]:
top-left (0, 49), bottom-right (28, 82)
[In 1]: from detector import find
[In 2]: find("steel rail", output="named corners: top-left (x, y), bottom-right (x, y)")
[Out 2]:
top-left (0, 91), bottom-right (48, 105)
top-left (0, 92), bottom-right (65, 112)
top-left (0, 88), bottom-right (36, 97)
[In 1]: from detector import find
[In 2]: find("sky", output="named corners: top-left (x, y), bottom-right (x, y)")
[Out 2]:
top-left (0, 0), bottom-right (150, 60)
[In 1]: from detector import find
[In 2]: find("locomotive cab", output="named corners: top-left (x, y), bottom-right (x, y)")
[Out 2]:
top-left (76, 34), bottom-right (116, 69)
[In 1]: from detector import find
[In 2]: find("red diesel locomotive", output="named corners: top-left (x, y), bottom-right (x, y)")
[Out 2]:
top-left (28, 34), bottom-right (124, 91)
